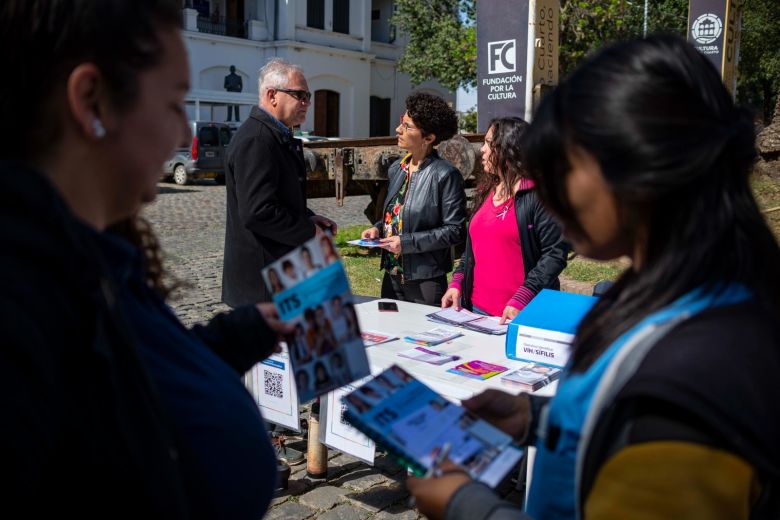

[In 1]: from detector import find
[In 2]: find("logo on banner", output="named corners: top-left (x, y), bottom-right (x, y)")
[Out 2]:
top-left (691, 13), bottom-right (723, 45)
top-left (488, 39), bottom-right (516, 74)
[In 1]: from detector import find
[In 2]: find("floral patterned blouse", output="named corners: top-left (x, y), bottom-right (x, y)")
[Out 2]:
top-left (382, 153), bottom-right (413, 275)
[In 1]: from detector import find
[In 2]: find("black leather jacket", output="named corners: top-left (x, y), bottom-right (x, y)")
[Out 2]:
top-left (375, 151), bottom-right (466, 281)
top-left (455, 187), bottom-right (570, 310)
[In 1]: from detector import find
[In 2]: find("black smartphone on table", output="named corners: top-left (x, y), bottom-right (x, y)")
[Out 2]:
top-left (378, 301), bottom-right (399, 312)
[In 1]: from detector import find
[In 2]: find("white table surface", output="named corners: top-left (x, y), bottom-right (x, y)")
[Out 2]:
top-left (355, 299), bottom-right (558, 402)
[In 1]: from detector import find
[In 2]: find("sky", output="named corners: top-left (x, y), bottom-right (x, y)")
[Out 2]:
top-left (457, 86), bottom-right (478, 112)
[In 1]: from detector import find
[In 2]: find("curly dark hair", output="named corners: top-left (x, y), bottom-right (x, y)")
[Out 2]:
top-left (472, 117), bottom-right (529, 215)
top-left (107, 216), bottom-right (183, 300)
top-left (405, 92), bottom-right (458, 145)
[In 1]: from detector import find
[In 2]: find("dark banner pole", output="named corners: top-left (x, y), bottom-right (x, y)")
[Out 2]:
top-left (476, 0), bottom-right (530, 132)
top-left (688, 0), bottom-right (742, 96)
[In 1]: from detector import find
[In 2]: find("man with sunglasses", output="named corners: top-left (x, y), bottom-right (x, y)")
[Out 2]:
top-left (223, 57), bottom-right (339, 476)
top-left (223, 58), bottom-right (337, 308)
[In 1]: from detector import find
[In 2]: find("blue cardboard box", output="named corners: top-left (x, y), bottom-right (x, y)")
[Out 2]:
top-left (505, 289), bottom-right (597, 367)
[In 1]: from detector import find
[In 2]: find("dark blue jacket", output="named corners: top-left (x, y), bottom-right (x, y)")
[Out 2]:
top-left (0, 161), bottom-right (277, 518)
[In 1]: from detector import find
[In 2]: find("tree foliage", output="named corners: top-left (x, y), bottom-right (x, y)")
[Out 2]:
top-left (393, 0), bottom-right (779, 121)
top-left (737, 0), bottom-right (780, 122)
top-left (458, 108), bottom-right (478, 133)
top-left (559, 0), bottom-right (687, 74)
top-left (391, 0), bottom-right (476, 92)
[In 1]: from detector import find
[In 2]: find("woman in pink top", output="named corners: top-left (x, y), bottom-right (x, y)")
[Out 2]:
top-left (441, 117), bottom-right (569, 323)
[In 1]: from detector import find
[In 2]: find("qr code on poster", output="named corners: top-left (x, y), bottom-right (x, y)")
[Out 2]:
top-left (263, 370), bottom-right (284, 399)
top-left (339, 403), bottom-right (350, 425)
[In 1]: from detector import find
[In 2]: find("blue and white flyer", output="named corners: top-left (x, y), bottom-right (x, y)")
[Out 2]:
top-left (262, 235), bottom-right (371, 402)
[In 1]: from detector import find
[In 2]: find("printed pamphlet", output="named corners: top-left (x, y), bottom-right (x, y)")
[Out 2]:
top-left (403, 327), bottom-right (463, 346)
top-left (361, 330), bottom-right (398, 347)
top-left (427, 308), bottom-right (508, 335)
top-left (347, 239), bottom-right (384, 248)
top-left (446, 360), bottom-right (509, 380)
top-left (342, 365), bottom-right (524, 487)
top-left (500, 362), bottom-right (561, 391)
top-left (397, 346), bottom-right (461, 365)
top-left (262, 235), bottom-right (370, 402)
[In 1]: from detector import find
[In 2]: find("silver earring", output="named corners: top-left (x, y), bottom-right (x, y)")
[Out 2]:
top-left (92, 119), bottom-right (106, 139)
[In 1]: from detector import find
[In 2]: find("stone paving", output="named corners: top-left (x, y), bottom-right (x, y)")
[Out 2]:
top-left (142, 181), bottom-right (431, 519)
top-left (142, 182), bottom-right (373, 326)
top-left (141, 180), bottom-right (536, 519)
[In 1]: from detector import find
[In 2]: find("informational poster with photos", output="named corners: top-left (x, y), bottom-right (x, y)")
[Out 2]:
top-left (320, 377), bottom-right (376, 464)
top-left (342, 365), bottom-right (524, 487)
top-left (262, 235), bottom-right (371, 402)
top-left (244, 345), bottom-right (301, 431)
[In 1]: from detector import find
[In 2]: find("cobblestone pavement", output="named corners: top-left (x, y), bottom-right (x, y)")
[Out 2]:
top-left (142, 182), bottom-right (373, 326)
top-left (142, 181), bottom-right (439, 519)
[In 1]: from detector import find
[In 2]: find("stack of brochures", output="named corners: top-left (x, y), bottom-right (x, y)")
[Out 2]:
top-left (500, 362), bottom-right (561, 392)
top-left (403, 327), bottom-right (463, 346)
top-left (426, 308), bottom-right (508, 335)
top-left (342, 365), bottom-right (524, 486)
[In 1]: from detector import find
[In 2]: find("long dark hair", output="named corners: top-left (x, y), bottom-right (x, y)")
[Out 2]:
top-left (472, 117), bottom-right (529, 215)
top-left (108, 216), bottom-right (182, 300)
top-left (523, 35), bottom-right (780, 372)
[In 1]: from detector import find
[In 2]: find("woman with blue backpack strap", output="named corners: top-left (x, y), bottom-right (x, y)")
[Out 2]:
top-left (406, 35), bottom-right (780, 520)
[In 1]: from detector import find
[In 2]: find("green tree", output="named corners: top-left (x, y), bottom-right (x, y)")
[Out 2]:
top-left (737, 0), bottom-right (780, 123)
top-left (393, 0), bottom-right (779, 121)
top-left (459, 108), bottom-right (478, 133)
top-left (391, 0), bottom-right (476, 91)
top-left (559, 0), bottom-right (687, 74)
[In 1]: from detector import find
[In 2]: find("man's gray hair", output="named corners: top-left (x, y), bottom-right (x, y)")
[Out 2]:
top-left (258, 58), bottom-right (304, 95)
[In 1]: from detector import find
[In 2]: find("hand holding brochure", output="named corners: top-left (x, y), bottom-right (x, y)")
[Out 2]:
top-left (262, 235), bottom-right (370, 402)
top-left (427, 308), bottom-right (508, 335)
top-left (347, 239), bottom-right (384, 248)
top-left (342, 365), bottom-right (524, 487)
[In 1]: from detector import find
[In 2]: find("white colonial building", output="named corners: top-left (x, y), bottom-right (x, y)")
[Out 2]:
top-left (180, 0), bottom-right (454, 138)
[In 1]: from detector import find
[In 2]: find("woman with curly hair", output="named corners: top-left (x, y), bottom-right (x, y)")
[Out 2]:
top-left (441, 117), bottom-right (569, 323)
top-left (361, 92), bottom-right (466, 304)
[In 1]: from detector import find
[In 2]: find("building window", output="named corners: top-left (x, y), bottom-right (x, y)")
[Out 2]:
top-left (315, 90), bottom-right (340, 137)
top-left (333, 0), bottom-right (350, 34)
top-left (308, 0), bottom-right (324, 29)
top-left (370, 96), bottom-right (391, 137)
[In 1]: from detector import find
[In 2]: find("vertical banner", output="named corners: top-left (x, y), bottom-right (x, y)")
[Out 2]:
top-left (688, 0), bottom-right (742, 96)
top-left (532, 0), bottom-right (559, 88)
top-left (477, 0), bottom-right (530, 131)
top-left (530, 0), bottom-right (560, 119)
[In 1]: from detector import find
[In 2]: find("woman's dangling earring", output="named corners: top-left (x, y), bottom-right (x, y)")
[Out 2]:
top-left (92, 119), bottom-right (106, 139)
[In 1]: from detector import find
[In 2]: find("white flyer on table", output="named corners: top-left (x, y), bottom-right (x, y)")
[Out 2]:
top-left (244, 345), bottom-right (301, 432)
top-left (320, 378), bottom-right (376, 464)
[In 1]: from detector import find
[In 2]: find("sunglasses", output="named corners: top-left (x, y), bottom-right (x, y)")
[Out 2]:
top-left (275, 88), bottom-right (312, 103)
top-left (398, 115), bottom-right (419, 132)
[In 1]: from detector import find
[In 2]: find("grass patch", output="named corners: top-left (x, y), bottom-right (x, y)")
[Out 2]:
top-left (337, 224), bottom-right (383, 296)
top-left (563, 257), bottom-right (626, 283)
top-left (753, 175), bottom-right (780, 239)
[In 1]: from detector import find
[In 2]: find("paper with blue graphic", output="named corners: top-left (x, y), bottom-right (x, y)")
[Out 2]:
top-left (262, 235), bottom-right (370, 402)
